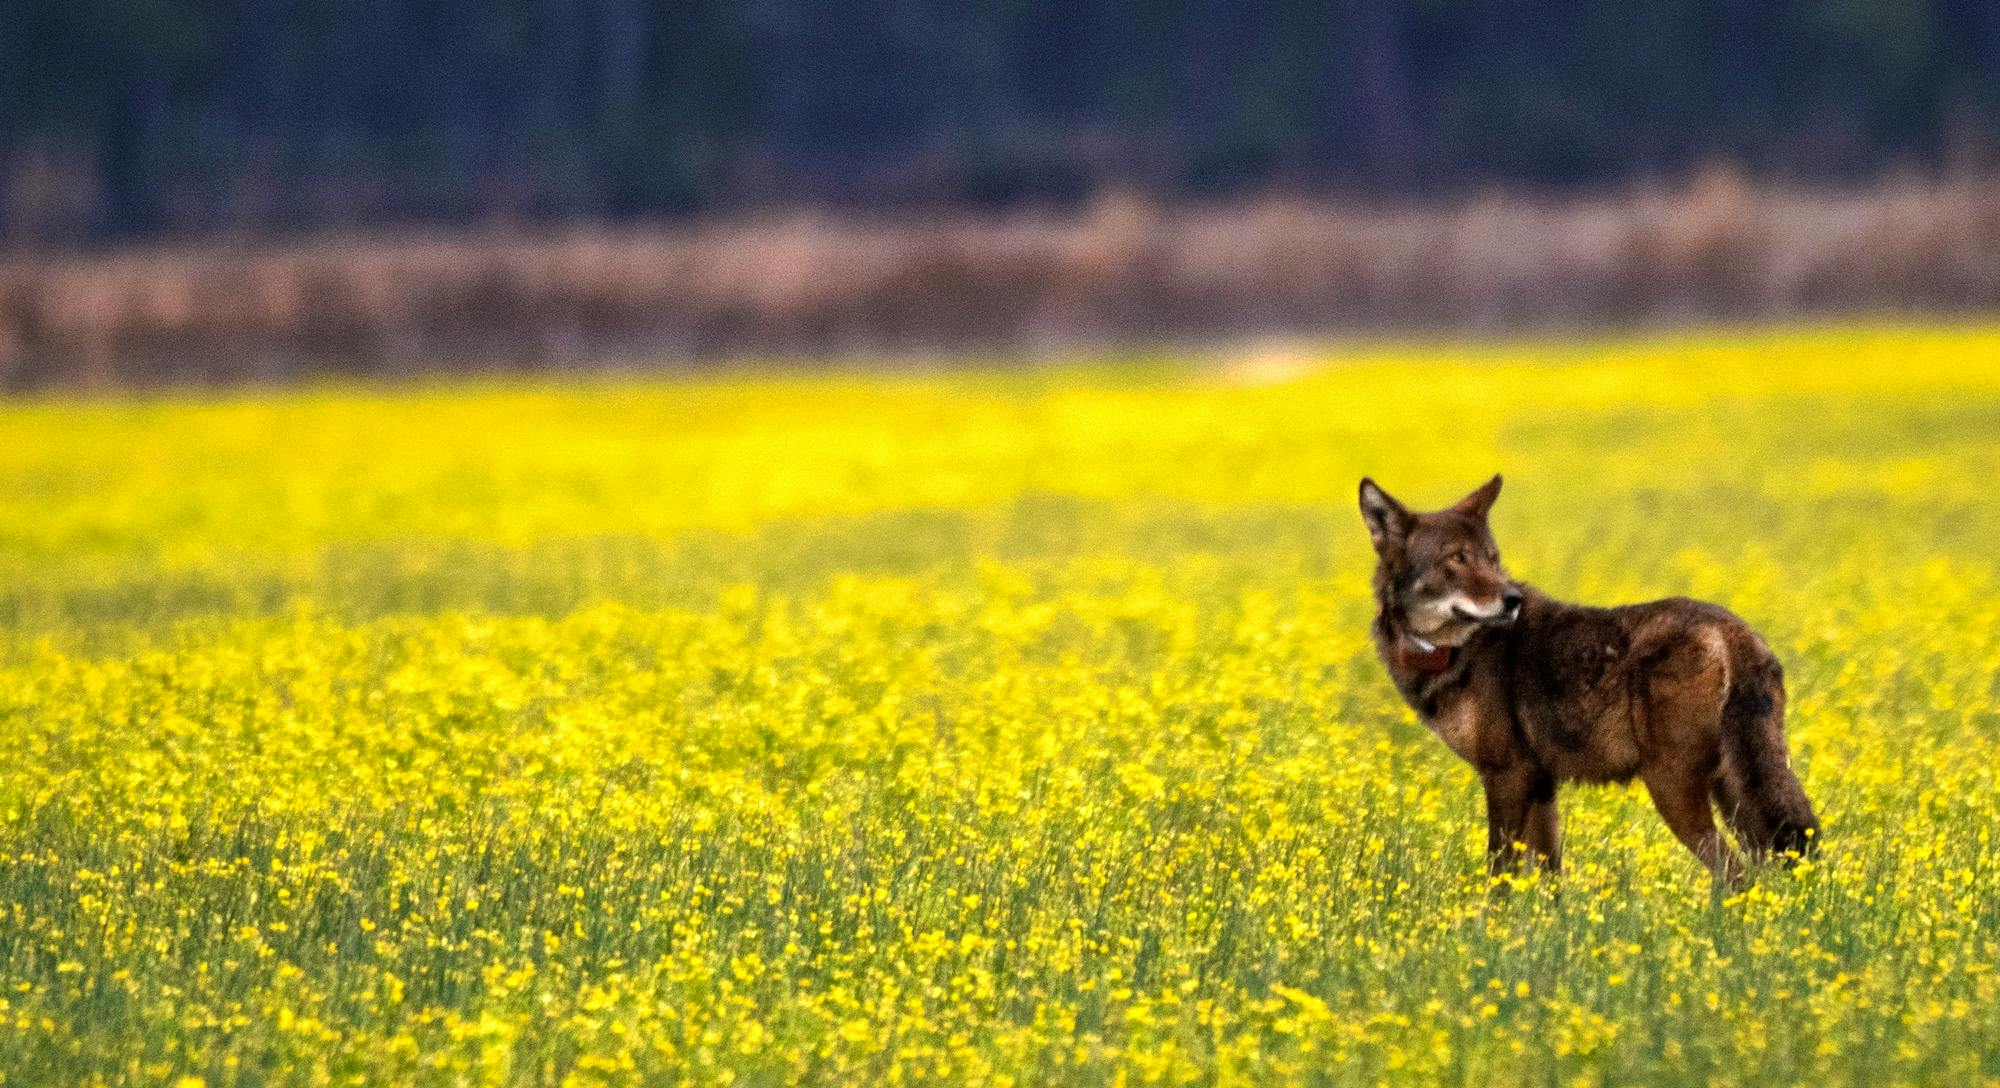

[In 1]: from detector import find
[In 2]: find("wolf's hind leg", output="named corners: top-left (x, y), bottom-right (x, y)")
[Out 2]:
top-left (1644, 762), bottom-right (1743, 887)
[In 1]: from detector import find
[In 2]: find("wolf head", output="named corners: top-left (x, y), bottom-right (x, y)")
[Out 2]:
top-left (1359, 475), bottom-right (1522, 648)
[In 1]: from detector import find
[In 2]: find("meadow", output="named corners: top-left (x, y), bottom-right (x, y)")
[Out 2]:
top-left (0, 325), bottom-right (1998, 1085)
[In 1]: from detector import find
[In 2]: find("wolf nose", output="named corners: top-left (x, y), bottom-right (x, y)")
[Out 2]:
top-left (1501, 590), bottom-right (1523, 617)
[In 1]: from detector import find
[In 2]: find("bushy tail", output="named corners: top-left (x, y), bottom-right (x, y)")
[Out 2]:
top-left (1712, 652), bottom-right (1820, 862)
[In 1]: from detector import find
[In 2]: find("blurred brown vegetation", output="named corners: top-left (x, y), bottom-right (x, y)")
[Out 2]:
top-left (6, 171), bottom-right (2000, 390)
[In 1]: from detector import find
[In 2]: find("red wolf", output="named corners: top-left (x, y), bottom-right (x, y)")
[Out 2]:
top-left (1360, 475), bottom-right (1818, 884)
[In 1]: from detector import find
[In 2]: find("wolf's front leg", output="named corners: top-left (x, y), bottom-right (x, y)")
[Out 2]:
top-left (1480, 768), bottom-right (1537, 878)
top-left (1524, 779), bottom-right (1562, 874)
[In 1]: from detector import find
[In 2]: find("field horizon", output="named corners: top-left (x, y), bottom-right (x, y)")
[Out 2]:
top-left (12, 175), bottom-right (2000, 392)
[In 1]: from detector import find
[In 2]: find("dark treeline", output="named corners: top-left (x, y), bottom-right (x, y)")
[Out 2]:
top-left (5, 0), bottom-right (2000, 244)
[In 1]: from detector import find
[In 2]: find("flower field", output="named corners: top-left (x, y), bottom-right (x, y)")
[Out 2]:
top-left (1, 325), bottom-right (1998, 1085)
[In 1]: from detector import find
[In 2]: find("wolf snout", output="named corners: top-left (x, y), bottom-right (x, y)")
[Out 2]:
top-left (1451, 590), bottom-right (1522, 626)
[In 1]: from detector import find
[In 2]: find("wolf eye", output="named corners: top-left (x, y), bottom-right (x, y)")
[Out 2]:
top-left (1450, 549), bottom-right (1469, 564)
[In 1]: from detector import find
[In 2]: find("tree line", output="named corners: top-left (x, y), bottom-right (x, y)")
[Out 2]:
top-left (4, 0), bottom-right (1999, 244)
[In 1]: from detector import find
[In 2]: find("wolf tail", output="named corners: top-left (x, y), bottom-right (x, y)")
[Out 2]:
top-left (1712, 650), bottom-right (1820, 862)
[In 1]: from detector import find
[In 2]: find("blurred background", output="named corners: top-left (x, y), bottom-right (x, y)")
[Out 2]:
top-left (4, 0), bottom-right (2000, 389)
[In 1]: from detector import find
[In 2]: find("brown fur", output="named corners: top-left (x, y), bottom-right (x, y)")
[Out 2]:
top-left (1359, 475), bottom-right (1819, 884)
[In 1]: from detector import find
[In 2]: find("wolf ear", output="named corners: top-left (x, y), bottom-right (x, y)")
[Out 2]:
top-left (1358, 478), bottom-right (1411, 552)
top-left (1452, 474), bottom-right (1503, 521)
